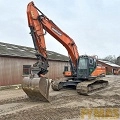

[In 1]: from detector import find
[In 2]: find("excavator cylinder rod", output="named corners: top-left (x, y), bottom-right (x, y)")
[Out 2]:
top-left (22, 76), bottom-right (50, 102)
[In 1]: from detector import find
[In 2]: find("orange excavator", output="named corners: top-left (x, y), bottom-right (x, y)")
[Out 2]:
top-left (22, 1), bottom-right (108, 102)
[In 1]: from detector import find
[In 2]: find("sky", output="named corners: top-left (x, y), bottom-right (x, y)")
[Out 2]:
top-left (0, 0), bottom-right (120, 58)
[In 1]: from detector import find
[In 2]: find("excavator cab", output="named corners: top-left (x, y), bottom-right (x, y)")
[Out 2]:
top-left (63, 55), bottom-right (97, 79)
top-left (77, 55), bottom-right (96, 79)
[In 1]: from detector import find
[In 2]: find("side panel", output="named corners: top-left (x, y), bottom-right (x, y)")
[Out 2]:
top-left (91, 66), bottom-right (106, 77)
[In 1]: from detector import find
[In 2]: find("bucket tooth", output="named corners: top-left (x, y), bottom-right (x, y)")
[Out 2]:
top-left (22, 76), bottom-right (50, 102)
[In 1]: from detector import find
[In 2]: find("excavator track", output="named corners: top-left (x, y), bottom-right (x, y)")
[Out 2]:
top-left (51, 80), bottom-right (64, 91)
top-left (76, 79), bottom-right (108, 95)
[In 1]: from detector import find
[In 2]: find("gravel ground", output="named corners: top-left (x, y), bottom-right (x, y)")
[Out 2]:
top-left (0, 75), bottom-right (120, 120)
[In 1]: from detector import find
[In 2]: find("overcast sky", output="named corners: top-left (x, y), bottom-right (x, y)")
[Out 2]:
top-left (0, 0), bottom-right (120, 58)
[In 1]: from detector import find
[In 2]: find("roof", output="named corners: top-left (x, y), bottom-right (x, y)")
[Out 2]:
top-left (0, 42), bottom-right (69, 61)
top-left (98, 59), bottom-right (120, 68)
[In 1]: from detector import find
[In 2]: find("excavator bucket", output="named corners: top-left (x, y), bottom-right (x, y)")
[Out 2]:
top-left (22, 76), bottom-right (50, 102)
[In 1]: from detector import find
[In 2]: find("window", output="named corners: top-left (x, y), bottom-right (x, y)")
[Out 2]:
top-left (89, 58), bottom-right (93, 65)
top-left (23, 65), bottom-right (31, 75)
top-left (78, 58), bottom-right (88, 69)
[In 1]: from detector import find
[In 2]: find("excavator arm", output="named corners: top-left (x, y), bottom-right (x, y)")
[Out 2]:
top-left (27, 2), bottom-right (79, 75)
top-left (27, 2), bottom-right (49, 76)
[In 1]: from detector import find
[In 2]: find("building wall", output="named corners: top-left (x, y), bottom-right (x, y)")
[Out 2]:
top-left (0, 56), bottom-right (69, 86)
top-left (97, 61), bottom-right (120, 74)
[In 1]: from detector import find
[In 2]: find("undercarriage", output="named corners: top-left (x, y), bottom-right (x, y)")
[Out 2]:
top-left (51, 77), bottom-right (108, 95)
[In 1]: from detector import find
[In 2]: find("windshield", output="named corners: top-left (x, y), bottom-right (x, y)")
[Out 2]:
top-left (78, 58), bottom-right (87, 69)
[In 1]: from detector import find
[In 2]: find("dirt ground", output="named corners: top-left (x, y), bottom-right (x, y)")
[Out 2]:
top-left (0, 75), bottom-right (120, 120)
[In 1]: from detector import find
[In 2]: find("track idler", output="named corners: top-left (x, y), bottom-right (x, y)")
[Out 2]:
top-left (51, 80), bottom-right (64, 91)
top-left (22, 76), bottom-right (50, 102)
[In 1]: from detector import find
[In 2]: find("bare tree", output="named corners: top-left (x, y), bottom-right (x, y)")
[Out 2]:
top-left (103, 55), bottom-right (117, 64)
top-left (116, 56), bottom-right (120, 65)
